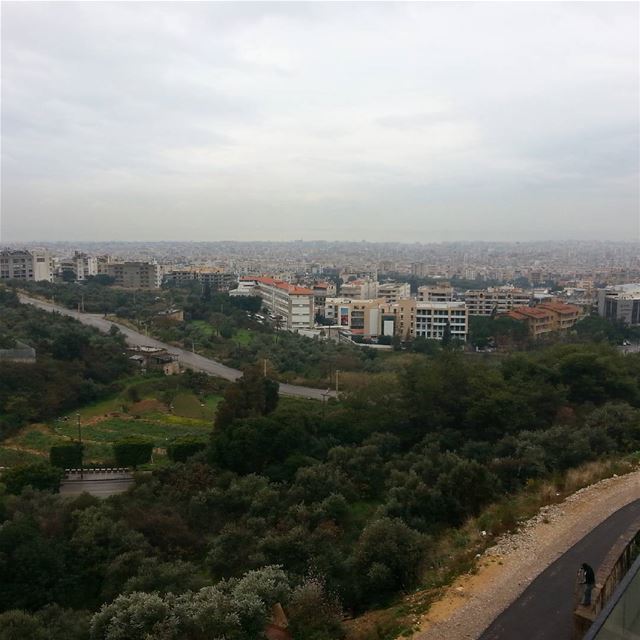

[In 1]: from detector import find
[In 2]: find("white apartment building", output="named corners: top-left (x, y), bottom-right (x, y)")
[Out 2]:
top-left (0, 249), bottom-right (53, 282)
top-left (417, 284), bottom-right (454, 302)
top-left (464, 286), bottom-right (531, 316)
top-left (235, 277), bottom-right (314, 330)
top-left (60, 252), bottom-right (98, 281)
top-left (377, 281), bottom-right (411, 304)
top-left (106, 261), bottom-right (162, 289)
top-left (414, 301), bottom-right (468, 341)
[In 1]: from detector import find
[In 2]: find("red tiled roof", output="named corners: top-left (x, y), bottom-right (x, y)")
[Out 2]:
top-left (537, 301), bottom-right (580, 314)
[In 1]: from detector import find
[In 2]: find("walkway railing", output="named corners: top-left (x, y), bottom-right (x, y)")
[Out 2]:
top-left (573, 516), bottom-right (640, 639)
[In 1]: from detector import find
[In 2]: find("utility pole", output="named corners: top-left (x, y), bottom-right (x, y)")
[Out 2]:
top-left (81, 293), bottom-right (85, 313)
top-left (76, 412), bottom-right (83, 479)
top-left (335, 369), bottom-right (340, 396)
top-left (263, 358), bottom-right (267, 377)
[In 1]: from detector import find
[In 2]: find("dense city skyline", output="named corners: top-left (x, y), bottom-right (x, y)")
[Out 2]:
top-left (2, 2), bottom-right (639, 243)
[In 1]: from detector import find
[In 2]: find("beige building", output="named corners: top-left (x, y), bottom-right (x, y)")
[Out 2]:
top-left (377, 281), bottom-right (411, 304)
top-left (106, 261), bottom-right (162, 289)
top-left (324, 298), bottom-right (383, 337)
top-left (340, 279), bottom-right (379, 300)
top-left (60, 252), bottom-right (98, 281)
top-left (164, 268), bottom-right (237, 291)
top-left (418, 284), bottom-right (454, 302)
top-left (380, 299), bottom-right (468, 342)
top-left (506, 301), bottom-right (581, 338)
top-left (464, 286), bottom-right (531, 316)
top-left (0, 249), bottom-right (53, 282)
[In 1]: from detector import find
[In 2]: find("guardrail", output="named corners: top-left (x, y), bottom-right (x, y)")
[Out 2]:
top-left (64, 467), bottom-right (130, 476)
top-left (573, 516), bottom-right (640, 639)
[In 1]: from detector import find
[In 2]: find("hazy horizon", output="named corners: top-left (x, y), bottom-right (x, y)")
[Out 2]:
top-left (2, 2), bottom-right (639, 243)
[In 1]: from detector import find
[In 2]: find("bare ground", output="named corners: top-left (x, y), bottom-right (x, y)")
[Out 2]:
top-left (412, 468), bottom-right (640, 640)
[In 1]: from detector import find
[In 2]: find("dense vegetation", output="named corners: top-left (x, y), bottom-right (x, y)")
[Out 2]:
top-left (2, 333), bottom-right (640, 638)
top-left (0, 288), bottom-right (133, 439)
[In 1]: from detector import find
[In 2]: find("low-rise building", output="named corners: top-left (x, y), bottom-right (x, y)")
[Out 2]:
top-left (464, 286), bottom-right (531, 316)
top-left (598, 284), bottom-right (640, 326)
top-left (505, 301), bottom-right (581, 338)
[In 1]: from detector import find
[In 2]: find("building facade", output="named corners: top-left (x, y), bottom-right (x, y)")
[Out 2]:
top-left (0, 249), bottom-right (53, 282)
top-left (377, 281), bottom-right (411, 304)
top-left (106, 262), bottom-right (162, 289)
top-left (236, 277), bottom-right (314, 330)
top-left (464, 286), bottom-right (531, 316)
top-left (598, 284), bottom-right (640, 326)
top-left (417, 284), bottom-right (454, 302)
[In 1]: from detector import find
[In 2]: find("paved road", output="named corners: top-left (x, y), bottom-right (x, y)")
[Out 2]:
top-left (60, 476), bottom-right (135, 498)
top-left (19, 295), bottom-right (335, 401)
top-left (479, 499), bottom-right (640, 640)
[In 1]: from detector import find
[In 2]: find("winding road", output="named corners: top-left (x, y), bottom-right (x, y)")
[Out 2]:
top-left (479, 499), bottom-right (640, 640)
top-left (19, 294), bottom-right (335, 401)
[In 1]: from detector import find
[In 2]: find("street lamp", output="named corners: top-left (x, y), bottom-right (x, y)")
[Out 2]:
top-left (76, 412), bottom-right (83, 479)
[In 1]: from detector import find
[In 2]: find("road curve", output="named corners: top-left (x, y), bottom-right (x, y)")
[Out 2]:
top-left (19, 295), bottom-right (335, 401)
top-left (479, 499), bottom-right (640, 640)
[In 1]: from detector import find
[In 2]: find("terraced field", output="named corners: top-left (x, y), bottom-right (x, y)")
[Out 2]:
top-left (0, 391), bottom-right (220, 467)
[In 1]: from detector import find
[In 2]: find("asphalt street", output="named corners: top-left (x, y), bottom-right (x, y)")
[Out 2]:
top-left (19, 294), bottom-right (336, 400)
top-left (479, 499), bottom-right (640, 640)
top-left (60, 476), bottom-right (135, 498)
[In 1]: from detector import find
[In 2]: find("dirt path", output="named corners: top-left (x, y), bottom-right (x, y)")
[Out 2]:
top-left (412, 468), bottom-right (640, 640)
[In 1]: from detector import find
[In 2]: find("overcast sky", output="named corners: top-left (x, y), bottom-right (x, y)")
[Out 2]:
top-left (1, 2), bottom-right (638, 243)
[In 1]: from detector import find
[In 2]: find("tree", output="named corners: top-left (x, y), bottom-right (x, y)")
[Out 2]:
top-left (1, 462), bottom-right (63, 494)
top-left (50, 443), bottom-right (84, 469)
top-left (442, 321), bottom-right (452, 347)
top-left (113, 437), bottom-right (154, 468)
top-left (351, 518), bottom-right (424, 605)
top-left (214, 366), bottom-right (280, 428)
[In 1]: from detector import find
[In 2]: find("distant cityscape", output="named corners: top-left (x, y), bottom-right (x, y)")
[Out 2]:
top-left (2, 240), bottom-right (640, 344)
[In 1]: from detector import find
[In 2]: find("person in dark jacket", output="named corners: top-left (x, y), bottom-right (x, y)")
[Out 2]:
top-left (580, 563), bottom-right (596, 606)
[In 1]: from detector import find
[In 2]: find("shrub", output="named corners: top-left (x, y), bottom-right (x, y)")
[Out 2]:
top-left (166, 437), bottom-right (207, 463)
top-left (50, 443), bottom-right (84, 469)
top-left (113, 437), bottom-right (154, 468)
top-left (1, 462), bottom-right (63, 495)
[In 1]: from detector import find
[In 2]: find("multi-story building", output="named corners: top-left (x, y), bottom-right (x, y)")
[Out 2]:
top-left (415, 301), bottom-right (468, 341)
top-left (235, 277), bottom-right (314, 330)
top-left (380, 299), bottom-right (468, 341)
top-left (377, 281), bottom-right (411, 304)
top-left (312, 281), bottom-right (337, 315)
top-left (324, 298), bottom-right (383, 336)
top-left (59, 252), bottom-right (98, 281)
top-left (340, 279), bottom-right (379, 300)
top-left (464, 286), bottom-right (531, 316)
top-left (506, 301), bottom-right (582, 338)
top-left (417, 284), bottom-right (454, 302)
top-left (106, 261), bottom-right (162, 289)
top-left (164, 268), bottom-right (238, 291)
top-left (598, 284), bottom-right (640, 326)
top-left (379, 298), bottom-right (416, 340)
top-left (0, 249), bottom-right (53, 282)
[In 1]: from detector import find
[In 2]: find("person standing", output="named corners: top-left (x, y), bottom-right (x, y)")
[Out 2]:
top-left (580, 563), bottom-right (596, 606)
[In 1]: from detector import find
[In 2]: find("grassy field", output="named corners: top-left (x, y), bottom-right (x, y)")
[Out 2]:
top-left (0, 381), bottom-right (221, 467)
